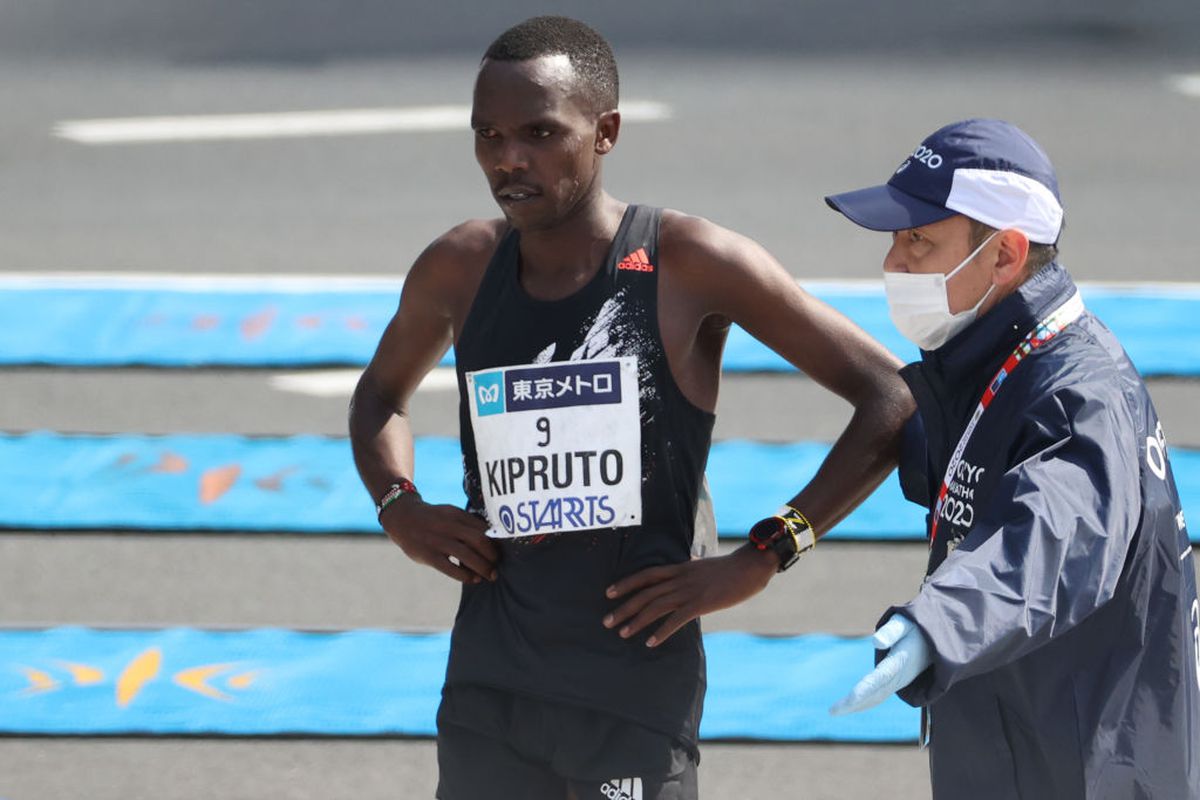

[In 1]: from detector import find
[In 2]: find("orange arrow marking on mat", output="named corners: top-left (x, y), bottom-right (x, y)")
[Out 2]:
top-left (148, 452), bottom-right (189, 474)
top-left (191, 314), bottom-right (220, 330)
top-left (21, 667), bottom-right (59, 694)
top-left (240, 307), bottom-right (278, 341)
top-left (56, 661), bottom-right (104, 685)
top-left (174, 664), bottom-right (234, 702)
top-left (254, 466), bottom-right (298, 492)
top-left (116, 648), bottom-right (161, 708)
top-left (227, 671), bottom-right (258, 690)
top-left (200, 465), bottom-right (242, 504)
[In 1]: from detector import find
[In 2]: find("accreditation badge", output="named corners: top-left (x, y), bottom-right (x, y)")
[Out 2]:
top-left (466, 357), bottom-right (642, 539)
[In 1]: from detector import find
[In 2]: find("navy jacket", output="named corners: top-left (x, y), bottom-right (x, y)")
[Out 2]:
top-left (894, 263), bottom-right (1200, 799)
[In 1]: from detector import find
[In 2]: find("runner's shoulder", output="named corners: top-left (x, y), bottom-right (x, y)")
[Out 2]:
top-left (406, 218), bottom-right (507, 296)
top-left (417, 218), bottom-right (507, 271)
top-left (658, 208), bottom-right (771, 278)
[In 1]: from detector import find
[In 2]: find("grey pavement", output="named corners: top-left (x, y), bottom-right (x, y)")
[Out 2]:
top-left (4, 0), bottom-right (1198, 62)
top-left (4, 370), bottom-right (1200, 446)
top-left (3, 4), bottom-right (1200, 799)
top-left (0, 739), bottom-right (931, 800)
top-left (0, 534), bottom-right (929, 634)
top-left (2, 53), bottom-right (1199, 281)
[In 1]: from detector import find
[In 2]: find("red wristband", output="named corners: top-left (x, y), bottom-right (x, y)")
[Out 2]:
top-left (375, 478), bottom-right (420, 518)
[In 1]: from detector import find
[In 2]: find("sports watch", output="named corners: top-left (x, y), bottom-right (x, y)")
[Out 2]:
top-left (748, 506), bottom-right (816, 572)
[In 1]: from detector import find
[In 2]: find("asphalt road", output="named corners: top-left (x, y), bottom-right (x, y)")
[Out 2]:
top-left (3, 52), bottom-right (1199, 281)
top-left (2, 7), bottom-right (1199, 798)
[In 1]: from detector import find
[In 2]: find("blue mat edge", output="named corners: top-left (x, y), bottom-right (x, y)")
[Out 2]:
top-left (2, 431), bottom-right (1196, 542)
top-left (2, 282), bottom-right (1199, 377)
top-left (0, 626), bottom-right (918, 742)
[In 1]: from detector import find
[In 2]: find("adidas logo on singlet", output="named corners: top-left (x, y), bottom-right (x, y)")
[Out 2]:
top-left (616, 247), bottom-right (654, 273)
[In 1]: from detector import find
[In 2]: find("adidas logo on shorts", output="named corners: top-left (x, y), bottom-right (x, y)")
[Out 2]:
top-left (600, 777), bottom-right (644, 800)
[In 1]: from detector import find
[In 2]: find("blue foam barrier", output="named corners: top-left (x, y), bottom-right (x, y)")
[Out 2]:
top-left (2, 278), bottom-right (1197, 375)
top-left (0, 432), bottom-right (919, 538)
top-left (2, 432), bottom-right (1196, 542)
top-left (0, 627), bottom-right (917, 741)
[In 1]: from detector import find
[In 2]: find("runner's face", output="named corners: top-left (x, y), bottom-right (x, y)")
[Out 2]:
top-left (883, 214), bottom-right (995, 314)
top-left (472, 55), bottom-right (605, 231)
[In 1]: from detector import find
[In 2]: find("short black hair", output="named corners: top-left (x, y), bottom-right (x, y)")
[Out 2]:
top-left (483, 16), bottom-right (619, 113)
top-left (968, 219), bottom-right (1060, 277)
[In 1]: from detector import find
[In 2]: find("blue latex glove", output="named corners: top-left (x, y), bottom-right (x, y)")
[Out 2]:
top-left (829, 614), bottom-right (932, 716)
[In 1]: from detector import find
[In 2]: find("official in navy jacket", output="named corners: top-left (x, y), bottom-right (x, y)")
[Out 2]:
top-left (826, 119), bottom-right (1200, 799)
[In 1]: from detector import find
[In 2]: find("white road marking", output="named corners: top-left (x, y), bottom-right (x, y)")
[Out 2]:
top-left (6, 271), bottom-right (1200, 297)
top-left (0, 272), bottom-right (404, 293)
top-left (1169, 73), bottom-right (1200, 98)
top-left (52, 101), bottom-right (673, 145)
top-left (269, 367), bottom-right (457, 397)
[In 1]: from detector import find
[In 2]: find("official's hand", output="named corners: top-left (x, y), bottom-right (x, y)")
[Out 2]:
top-left (602, 544), bottom-right (777, 647)
top-left (380, 496), bottom-right (497, 584)
top-left (829, 614), bottom-right (932, 716)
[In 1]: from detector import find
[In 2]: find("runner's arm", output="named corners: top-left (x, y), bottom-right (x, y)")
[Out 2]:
top-left (349, 227), bottom-right (498, 583)
top-left (604, 217), bottom-right (913, 646)
top-left (669, 215), bottom-right (913, 535)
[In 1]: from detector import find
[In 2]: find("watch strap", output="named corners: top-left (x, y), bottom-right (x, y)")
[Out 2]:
top-left (780, 505), bottom-right (816, 554)
top-left (749, 506), bottom-right (815, 572)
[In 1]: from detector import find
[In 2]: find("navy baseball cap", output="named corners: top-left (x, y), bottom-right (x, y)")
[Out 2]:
top-left (825, 119), bottom-right (1064, 244)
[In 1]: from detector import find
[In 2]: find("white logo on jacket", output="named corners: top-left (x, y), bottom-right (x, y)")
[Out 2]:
top-left (940, 459), bottom-right (986, 531)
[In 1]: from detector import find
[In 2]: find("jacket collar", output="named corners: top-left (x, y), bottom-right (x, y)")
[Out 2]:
top-left (920, 262), bottom-right (1077, 382)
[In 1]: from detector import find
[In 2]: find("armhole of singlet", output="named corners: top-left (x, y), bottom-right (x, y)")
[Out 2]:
top-left (639, 208), bottom-right (718, 422)
top-left (634, 206), bottom-right (718, 558)
top-left (456, 225), bottom-right (518, 356)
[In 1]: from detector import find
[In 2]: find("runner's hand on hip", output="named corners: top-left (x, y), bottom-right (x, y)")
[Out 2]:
top-left (602, 544), bottom-right (777, 647)
top-left (379, 496), bottom-right (497, 584)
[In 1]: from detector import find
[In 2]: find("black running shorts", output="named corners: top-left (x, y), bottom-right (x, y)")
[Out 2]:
top-left (435, 685), bottom-right (698, 800)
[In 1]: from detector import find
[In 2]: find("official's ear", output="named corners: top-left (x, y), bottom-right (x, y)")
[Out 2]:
top-left (992, 229), bottom-right (1030, 289)
top-left (595, 110), bottom-right (620, 155)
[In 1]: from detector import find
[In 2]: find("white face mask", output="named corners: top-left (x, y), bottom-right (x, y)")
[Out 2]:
top-left (883, 231), bottom-right (999, 351)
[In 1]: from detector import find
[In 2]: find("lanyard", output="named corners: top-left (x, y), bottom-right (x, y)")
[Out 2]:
top-left (929, 291), bottom-right (1085, 548)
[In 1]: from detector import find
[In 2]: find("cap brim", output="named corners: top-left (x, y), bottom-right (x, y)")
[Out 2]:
top-left (824, 184), bottom-right (955, 232)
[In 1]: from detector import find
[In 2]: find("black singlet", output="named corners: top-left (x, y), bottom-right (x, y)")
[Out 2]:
top-left (448, 204), bottom-right (715, 748)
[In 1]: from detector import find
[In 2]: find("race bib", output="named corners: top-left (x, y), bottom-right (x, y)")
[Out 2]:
top-left (466, 357), bottom-right (642, 539)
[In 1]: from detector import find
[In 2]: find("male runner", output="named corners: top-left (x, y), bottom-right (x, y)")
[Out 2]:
top-left (350, 16), bottom-right (911, 799)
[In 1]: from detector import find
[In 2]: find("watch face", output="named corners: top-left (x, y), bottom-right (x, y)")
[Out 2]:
top-left (749, 517), bottom-right (784, 544)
